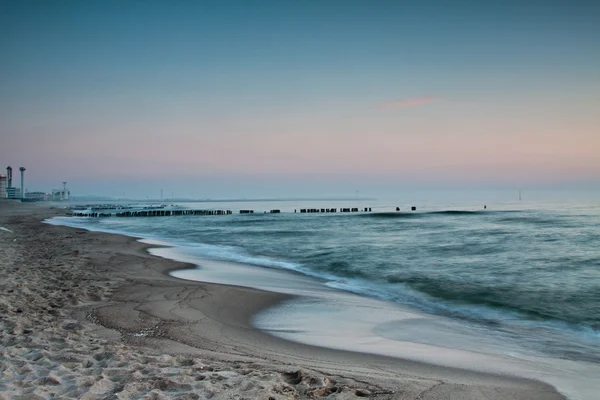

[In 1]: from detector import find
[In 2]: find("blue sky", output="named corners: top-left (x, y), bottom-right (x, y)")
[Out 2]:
top-left (1, 1), bottom-right (599, 198)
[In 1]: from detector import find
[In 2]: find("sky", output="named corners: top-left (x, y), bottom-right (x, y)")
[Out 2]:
top-left (1, 0), bottom-right (599, 199)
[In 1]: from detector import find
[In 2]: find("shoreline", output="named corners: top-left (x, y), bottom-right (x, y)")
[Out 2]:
top-left (1, 202), bottom-right (566, 399)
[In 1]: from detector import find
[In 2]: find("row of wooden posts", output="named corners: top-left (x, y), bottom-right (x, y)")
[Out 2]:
top-left (69, 209), bottom-right (233, 217)
top-left (68, 209), bottom-right (283, 217)
top-left (297, 207), bottom-right (372, 213)
top-left (68, 206), bottom-right (419, 218)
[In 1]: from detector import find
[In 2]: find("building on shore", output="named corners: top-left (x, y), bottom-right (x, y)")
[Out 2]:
top-left (7, 187), bottom-right (21, 199)
top-left (0, 174), bottom-right (6, 198)
top-left (4, 166), bottom-right (21, 200)
top-left (2, 165), bottom-right (69, 201)
top-left (52, 187), bottom-right (70, 201)
top-left (25, 191), bottom-right (51, 201)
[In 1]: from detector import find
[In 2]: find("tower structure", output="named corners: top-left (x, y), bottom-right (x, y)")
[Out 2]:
top-left (6, 166), bottom-right (12, 189)
top-left (19, 167), bottom-right (26, 200)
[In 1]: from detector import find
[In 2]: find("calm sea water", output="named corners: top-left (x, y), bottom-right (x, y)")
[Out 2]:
top-left (51, 199), bottom-right (600, 364)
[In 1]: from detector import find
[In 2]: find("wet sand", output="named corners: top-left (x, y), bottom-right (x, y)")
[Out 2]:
top-left (0, 201), bottom-right (565, 399)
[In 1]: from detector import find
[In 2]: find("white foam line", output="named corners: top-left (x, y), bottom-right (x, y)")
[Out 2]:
top-left (0, 227), bottom-right (13, 232)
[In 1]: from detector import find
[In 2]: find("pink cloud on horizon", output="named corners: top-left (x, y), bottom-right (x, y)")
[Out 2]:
top-left (375, 96), bottom-right (437, 110)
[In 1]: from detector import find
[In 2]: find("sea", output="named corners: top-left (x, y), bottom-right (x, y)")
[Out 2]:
top-left (48, 198), bottom-right (600, 399)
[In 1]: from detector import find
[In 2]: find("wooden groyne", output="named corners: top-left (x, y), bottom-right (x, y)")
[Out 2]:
top-left (67, 205), bottom-right (415, 218)
top-left (297, 207), bottom-right (372, 213)
top-left (70, 204), bottom-right (169, 212)
top-left (69, 209), bottom-right (233, 217)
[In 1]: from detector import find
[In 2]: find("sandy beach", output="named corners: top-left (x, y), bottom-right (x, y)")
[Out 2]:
top-left (0, 201), bottom-right (565, 399)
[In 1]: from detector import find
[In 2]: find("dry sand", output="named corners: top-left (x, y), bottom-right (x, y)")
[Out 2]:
top-left (0, 201), bottom-right (565, 399)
